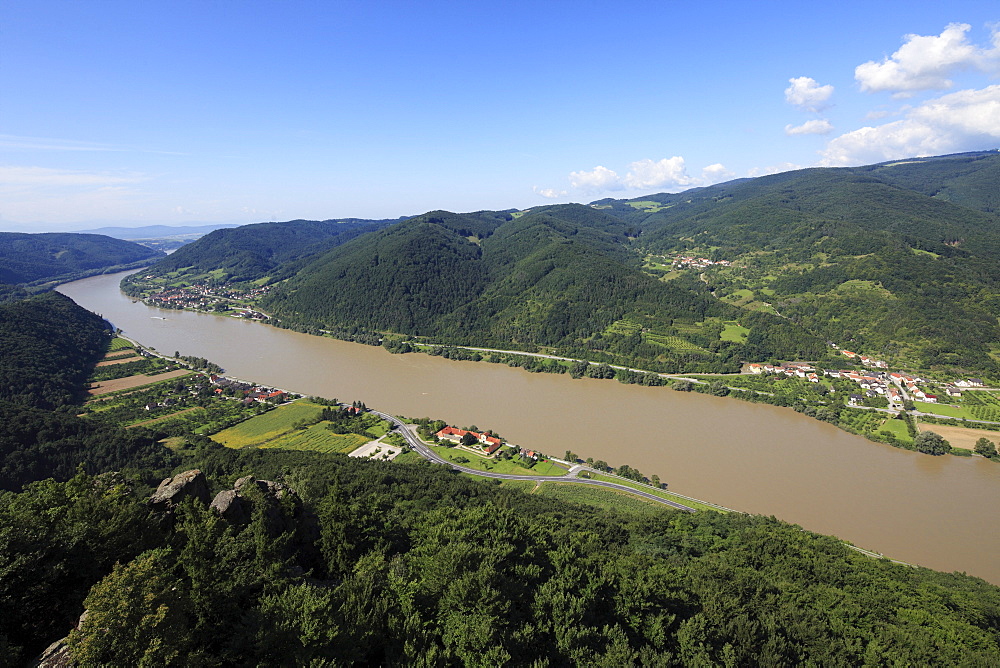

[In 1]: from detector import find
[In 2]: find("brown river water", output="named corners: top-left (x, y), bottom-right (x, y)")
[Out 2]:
top-left (58, 271), bottom-right (1000, 584)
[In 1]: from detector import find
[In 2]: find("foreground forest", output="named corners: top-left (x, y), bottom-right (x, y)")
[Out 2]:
top-left (125, 151), bottom-right (1000, 379)
top-left (4, 266), bottom-right (1000, 665)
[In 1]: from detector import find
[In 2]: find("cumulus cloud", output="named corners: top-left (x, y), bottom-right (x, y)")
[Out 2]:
top-left (747, 162), bottom-right (803, 178)
top-left (820, 84), bottom-right (1000, 166)
top-left (622, 157), bottom-right (698, 189)
top-left (701, 163), bottom-right (735, 184)
top-left (569, 165), bottom-right (622, 191)
top-left (785, 76), bottom-right (834, 112)
top-left (533, 185), bottom-right (567, 199)
top-left (855, 23), bottom-right (1000, 97)
top-left (785, 119), bottom-right (834, 136)
top-left (568, 157), bottom-right (732, 194)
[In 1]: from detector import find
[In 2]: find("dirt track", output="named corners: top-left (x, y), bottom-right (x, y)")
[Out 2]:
top-left (87, 369), bottom-right (191, 395)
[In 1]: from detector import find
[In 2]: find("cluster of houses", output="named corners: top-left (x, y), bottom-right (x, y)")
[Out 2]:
top-left (747, 361), bottom-right (986, 408)
top-left (208, 374), bottom-right (287, 404)
top-left (837, 349), bottom-right (889, 368)
top-left (141, 282), bottom-right (272, 317)
top-left (671, 255), bottom-right (732, 269)
top-left (433, 425), bottom-right (547, 462)
top-left (435, 426), bottom-right (505, 455)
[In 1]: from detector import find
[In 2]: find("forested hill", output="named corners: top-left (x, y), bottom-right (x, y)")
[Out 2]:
top-left (0, 292), bottom-right (177, 492)
top-left (258, 205), bottom-right (797, 370)
top-left (0, 232), bottom-right (164, 285)
top-left (605, 151), bottom-right (1000, 372)
top-left (127, 151), bottom-right (1000, 375)
top-left (140, 218), bottom-right (396, 283)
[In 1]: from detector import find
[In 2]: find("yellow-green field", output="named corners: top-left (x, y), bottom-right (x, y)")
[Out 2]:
top-left (259, 423), bottom-right (369, 454)
top-left (211, 401), bottom-right (326, 448)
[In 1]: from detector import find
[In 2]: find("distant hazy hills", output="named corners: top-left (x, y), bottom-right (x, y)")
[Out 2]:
top-left (0, 232), bottom-right (164, 286)
top-left (129, 151), bottom-right (1000, 375)
top-left (75, 223), bottom-right (242, 240)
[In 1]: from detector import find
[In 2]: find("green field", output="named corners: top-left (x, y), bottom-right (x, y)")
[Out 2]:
top-left (878, 416), bottom-right (913, 442)
top-left (211, 401), bottom-right (325, 448)
top-left (536, 483), bottom-right (666, 515)
top-left (914, 401), bottom-right (972, 419)
top-left (587, 473), bottom-right (722, 511)
top-left (720, 322), bottom-right (750, 343)
top-left (429, 444), bottom-right (568, 476)
top-left (259, 423), bottom-right (369, 454)
top-left (108, 337), bottom-right (134, 351)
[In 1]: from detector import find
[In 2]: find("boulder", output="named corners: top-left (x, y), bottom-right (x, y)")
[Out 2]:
top-left (148, 469), bottom-right (210, 511)
top-left (210, 489), bottom-right (249, 524)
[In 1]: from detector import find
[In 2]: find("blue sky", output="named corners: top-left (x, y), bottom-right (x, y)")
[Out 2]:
top-left (2, 1), bottom-right (999, 231)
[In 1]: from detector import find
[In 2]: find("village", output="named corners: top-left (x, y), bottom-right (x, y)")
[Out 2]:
top-left (137, 281), bottom-right (273, 321)
top-left (746, 346), bottom-right (986, 412)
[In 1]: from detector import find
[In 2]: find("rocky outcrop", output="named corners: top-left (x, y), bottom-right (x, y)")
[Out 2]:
top-left (209, 489), bottom-right (249, 524)
top-left (148, 469), bottom-right (210, 511)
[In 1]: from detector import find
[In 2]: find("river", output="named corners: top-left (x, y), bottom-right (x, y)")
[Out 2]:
top-left (58, 271), bottom-right (1000, 584)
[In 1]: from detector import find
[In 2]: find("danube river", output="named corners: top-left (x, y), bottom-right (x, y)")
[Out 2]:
top-left (59, 271), bottom-right (1000, 584)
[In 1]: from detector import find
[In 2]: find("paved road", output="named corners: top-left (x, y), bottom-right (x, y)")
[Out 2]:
top-left (369, 409), bottom-right (696, 512)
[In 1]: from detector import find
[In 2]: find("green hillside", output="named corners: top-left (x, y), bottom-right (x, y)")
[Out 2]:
top-left (260, 205), bottom-right (791, 372)
top-left (0, 232), bottom-right (164, 285)
top-left (614, 152), bottom-right (1000, 373)
top-left (126, 151), bottom-right (1000, 376)
top-left (128, 218), bottom-right (393, 284)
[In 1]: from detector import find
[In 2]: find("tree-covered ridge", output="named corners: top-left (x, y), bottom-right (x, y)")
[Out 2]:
top-left (130, 218), bottom-right (395, 284)
top-left (856, 150), bottom-right (1000, 214)
top-left (261, 205), bottom-right (767, 371)
top-left (0, 292), bottom-right (110, 408)
top-left (0, 292), bottom-right (178, 492)
top-left (605, 152), bottom-right (1000, 374)
top-left (4, 450), bottom-right (1000, 665)
top-left (124, 151), bottom-right (1000, 376)
top-left (0, 232), bottom-right (163, 285)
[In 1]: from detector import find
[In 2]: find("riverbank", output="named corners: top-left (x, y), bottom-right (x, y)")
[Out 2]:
top-left (56, 271), bottom-right (1000, 584)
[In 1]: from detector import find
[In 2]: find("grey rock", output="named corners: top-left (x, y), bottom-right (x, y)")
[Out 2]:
top-left (148, 469), bottom-right (210, 511)
top-left (210, 489), bottom-right (249, 524)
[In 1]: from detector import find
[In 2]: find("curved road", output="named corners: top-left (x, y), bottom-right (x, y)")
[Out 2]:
top-left (369, 409), bottom-right (696, 512)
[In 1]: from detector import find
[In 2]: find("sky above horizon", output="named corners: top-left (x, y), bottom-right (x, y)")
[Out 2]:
top-left (3, 1), bottom-right (1000, 232)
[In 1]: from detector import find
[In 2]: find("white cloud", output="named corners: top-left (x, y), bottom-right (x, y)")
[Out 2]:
top-left (820, 84), bottom-right (1000, 166)
top-left (0, 166), bottom-right (145, 187)
top-left (785, 119), bottom-right (834, 136)
top-left (747, 162), bottom-right (803, 178)
top-left (855, 23), bottom-right (1000, 97)
top-left (0, 166), bottom-right (150, 225)
top-left (0, 134), bottom-right (186, 155)
top-left (568, 157), bottom-right (730, 194)
top-left (622, 157), bottom-right (697, 189)
top-left (701, 163), bottom-right (735, 184)
top-left (533, 186), bottom-right (567, 199)
top-left (569, 165), bottom-right (622, 191)
top-left (785, 76), bottom-right (834, 112)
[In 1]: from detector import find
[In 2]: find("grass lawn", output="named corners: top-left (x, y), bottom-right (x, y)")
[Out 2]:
top-left (428, 445), bottom-right (567, 476)
top-left (211, 400), bottom-right (325, 448)
top-left (915, 401), bottom-right (972, 419)
top-left (108, 337), bottom-right (134, 351)
top-left (720, 322), bottom-right (750, 343)
top-left (536, 483), bottom-right (665, 515)
top-left (877, 416), bottom-right (913, 442)
top-left (587, 473), bottom-right (723, 511)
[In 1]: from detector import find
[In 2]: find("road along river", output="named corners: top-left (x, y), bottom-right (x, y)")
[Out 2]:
top-left (59, 271), bottom-right (1000, 584)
